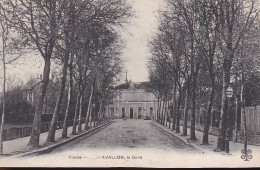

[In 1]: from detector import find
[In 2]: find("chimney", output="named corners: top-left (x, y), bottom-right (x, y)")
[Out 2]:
top-left (125, 71), bottom-right (128, 84)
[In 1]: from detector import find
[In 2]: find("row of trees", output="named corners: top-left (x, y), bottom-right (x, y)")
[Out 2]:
top-left (0, 0), bottom-right (132, 152)
top-left (149, 0), bottom-right (260, 152)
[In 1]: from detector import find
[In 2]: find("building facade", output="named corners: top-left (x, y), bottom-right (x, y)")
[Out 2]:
top-left (109, 80), bottom-right (157, 119)
top-left (22, 76), bottom-right (58, 115)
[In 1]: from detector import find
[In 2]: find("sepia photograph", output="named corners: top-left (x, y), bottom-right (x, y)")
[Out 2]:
top-left (0, 0), bottom-right (260, 168)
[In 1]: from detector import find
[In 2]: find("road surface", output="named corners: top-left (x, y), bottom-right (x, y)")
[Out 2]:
top-left (3, 120), bottom-right (260, 168)
top-left (50, 119), bottom-right (197, 153)
top-left (7, 120), bottom-right (199, 167)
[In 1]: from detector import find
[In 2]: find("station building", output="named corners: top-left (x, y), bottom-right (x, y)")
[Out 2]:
top-left (109, 79), bottom-right (157, 119)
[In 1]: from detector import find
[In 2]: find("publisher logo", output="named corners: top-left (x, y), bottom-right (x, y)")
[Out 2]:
top-left (241, 149), bottom-right (252, 161)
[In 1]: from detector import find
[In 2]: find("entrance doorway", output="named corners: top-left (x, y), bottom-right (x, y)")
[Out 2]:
top-left (130, 107), bottom-right (133, 119)
top-left (150, 107), bottom-right (153, 118)
top-left (138, 107), bottom-right (142, 119)
top-left (122, 107), bottom-right (125, 118)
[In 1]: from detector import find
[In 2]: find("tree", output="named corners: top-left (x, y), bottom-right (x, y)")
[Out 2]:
top-left (47, 0), bottom-right (90, 142)
top-left (215, 0), bottom-right (259, 151)
top-left (61, 55), bottom-right (73, 138)
top-left (191, 0), bottom-right (221, 145)
top-left (1, 0), bottom-right (63, 148)
top-left (0, 7), bottom-right (8, 154)
top-left (0, 5), bottom-right (24, 153)
top-left (47, 0), bottom-right (132, 141)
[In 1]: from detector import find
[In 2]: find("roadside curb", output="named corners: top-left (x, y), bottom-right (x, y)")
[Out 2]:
top-left (9, 122), bottom-right (112, 158)
top-left (152, 122), bottom-right (206, 154)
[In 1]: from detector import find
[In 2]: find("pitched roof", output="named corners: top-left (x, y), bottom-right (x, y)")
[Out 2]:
top-left (113, 81), bottom-right (152, 90)
top-left (114, 82), bottom-right (130, 90)
top-left (135, 81), bottom-right (152, 89)
top-left (21, 78), bottom-right (41, 90)
top-left (21, 78), bottom-right (56, 91)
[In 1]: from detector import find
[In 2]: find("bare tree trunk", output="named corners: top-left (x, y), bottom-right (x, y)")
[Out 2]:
top-left (0, 30), bottom-right (6, 153)
top-left (216, 71), bottom-right (230, 151)
top-left (93, 104), bottom-right (97, 127)
top-left (165, 95), bottom-right (169, 126)
top-left (162, 94), bottom-right (167, 126)
top-left (89, 103), bottom-right (93, 128)
top-left (183, 88), bottom-right (189, 136)
top-left (202, 83), bottom-right (215, 144)
top-left (46, 51), bottom-right (69, 142)
top-left (84, 85), bottom-right (94, 130)
top-left (156, 97), bottom-right (160, 122)
top-left (176, 89), bottom-right (182, 133)
top-left (157, 97), bottom-right (162, 123)
top-left (190, 77), bottom-right (197, 140)
top-left (97, 100), bottom-right (103, 125)
top-left (71, 94), bottom-right (81, 135)
top-left (164, 95), bottom-right (167, 126)
top-left (241, 71), bottom-right (247, 151)
top-left (62, 58), bottom-right (73, 138)
top-left (172, 88), bottom-right (177, 131)
top-left (107, 105), bottom-right (111, 122)
top-left (77, 92), bottom-right (84, 133)
top-left (170, 102), bottom-right (174, 129)
top-left (28, 57), bottom-right (51, 147)
top-left (168, 100), bottom-right (171, 129)
top-left (161, 95), bottom-right (166, 125)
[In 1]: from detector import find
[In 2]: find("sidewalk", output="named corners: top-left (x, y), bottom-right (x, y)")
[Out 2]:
top-left (2, 122), bottom-right (96, 155)
top-left (153, 121), bottom-right (260, 155)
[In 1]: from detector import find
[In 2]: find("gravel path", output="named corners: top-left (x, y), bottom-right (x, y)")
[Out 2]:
top-left (3, 120), bottom-right (259, 168)
top-left (51, 119), bottom-right (197, 153)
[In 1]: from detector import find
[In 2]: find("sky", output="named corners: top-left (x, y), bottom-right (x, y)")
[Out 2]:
top-left (119, 0), bottom-right (164, 83)
top-left (0, 0), bottom-right (165, 91)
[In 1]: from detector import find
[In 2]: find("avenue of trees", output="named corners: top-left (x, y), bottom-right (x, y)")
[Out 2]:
top-left (148, 0), bottom-right (260, 152)
top-left (0, 0), bottom-right (132, 152)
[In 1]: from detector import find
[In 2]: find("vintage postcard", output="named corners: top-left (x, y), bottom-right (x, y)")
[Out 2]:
top-left (0, 0), bottom-right (260, 168)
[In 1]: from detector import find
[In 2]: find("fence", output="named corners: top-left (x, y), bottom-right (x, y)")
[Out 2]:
top-left (2, 118), bottom-right (86, 141)
top-left (241, 106), bottom-right (260, 133)
top-left (236, 106), bottom-right (260, 145)
top-left (180, 105), bottom-right (260, 145)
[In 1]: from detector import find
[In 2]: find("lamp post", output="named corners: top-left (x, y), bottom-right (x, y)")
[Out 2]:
top-left (234, 94), bottom-right (241, 142)
top-left (225, 85), bottom-right (233, 154)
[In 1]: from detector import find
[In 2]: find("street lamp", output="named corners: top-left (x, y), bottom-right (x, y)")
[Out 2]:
top-left (225, 85), bottom-right (233, 154)
top-left (226, 86), bottom-right (234, 98)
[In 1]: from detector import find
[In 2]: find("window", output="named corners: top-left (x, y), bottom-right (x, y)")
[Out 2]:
top-left (138, 107), bottom-right (142, 118)
top-left (150, 107), bottom-right (153, 115)
top-left (110, 107), bottom-right (114, 116)
top-left (122, 107), bottom-right (126, 118)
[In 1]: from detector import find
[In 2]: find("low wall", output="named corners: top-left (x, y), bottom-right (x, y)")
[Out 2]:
top-left (3, 119), bottom-right (85, 141)
top-left (180, 120), bottom-right (219, 136)
top-left (180, 120), bottom-right (260, 145)
top-left (236, 131), bottom-right (260, 145)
